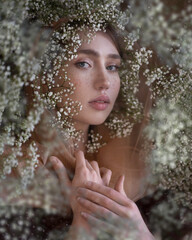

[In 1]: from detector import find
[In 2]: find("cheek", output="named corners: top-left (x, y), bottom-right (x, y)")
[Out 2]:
top-left (72, 79), bottom-right (91, 103)
top-left (69, 70), bottom-right (89, 87)
top-left (111, 79), bottom-right (120, 97)
top-left (74, 81), bottom-right (82, 88)
top-left (73, 79), bottom-right (90, 93)
top-left (72, 72), bottom-right (92, 90)
top-left (117, 80), bottom-right (121, 93)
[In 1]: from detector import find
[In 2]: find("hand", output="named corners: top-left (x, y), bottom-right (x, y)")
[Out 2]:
top-left (76, 181), bottom-right (154, 240)
top-left (72, 151), bottom-right (112, 188)
top-left (48, 151), bottom-right (112, 230)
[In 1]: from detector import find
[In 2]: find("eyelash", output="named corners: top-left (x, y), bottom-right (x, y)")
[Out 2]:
top-left (75, 61), bottom-right (90, 68)
top-left (106, 65), bottom-right (120, 72)
top-left (75, 61), bottom-right (120, 72)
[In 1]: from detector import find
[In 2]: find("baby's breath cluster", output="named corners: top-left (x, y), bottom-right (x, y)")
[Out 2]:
top-left (145, 99), bottom-right (192, 208)
top-left (86, 130), bottom-right (106, 153)
top-left (0, 0), bottom-right (45, 181)
top-left (129, 0), bottom-right (192, 70)
top-left (126, 0), bottom-right (192, 210)
top-left (143, 57), bottom-right (192, 209)
top-left (106, 46), bottom-right (153, 138)
top-left (27, 0), bottom-right (126, 30)
top-left (0, 167), bottom-right (71, 240)
top-left (19, 142), bottom-right (39, 189)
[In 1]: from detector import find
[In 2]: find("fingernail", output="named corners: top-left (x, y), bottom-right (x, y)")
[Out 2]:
top-left (50, 156), bottom-right (58, 164)
top-left (77, 197), bottom-right (82, 202)
top-left (81, 212), bottom-right (88, 218)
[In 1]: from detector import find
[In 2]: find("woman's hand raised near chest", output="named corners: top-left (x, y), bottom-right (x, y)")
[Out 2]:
top-left (72, 151), bottom-right (112, 187)
top-left (48, 151), bottom-right (112, 230)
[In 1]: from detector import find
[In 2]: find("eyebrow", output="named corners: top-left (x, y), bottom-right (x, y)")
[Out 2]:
top-left (77, 49), bottom-right (121, 60)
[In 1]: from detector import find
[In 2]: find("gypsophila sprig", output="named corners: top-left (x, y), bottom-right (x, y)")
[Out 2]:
top-left (128, 0), bottom-right (192, 70)
top-left (0, 0), bottom-right (45, 185)
top-left (86, 130), bottom-right (106, 153)
top-left (145, 99), bottom-right (192, 208)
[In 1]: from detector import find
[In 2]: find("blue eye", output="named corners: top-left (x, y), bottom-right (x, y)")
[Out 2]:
top-left (106, 65), bottom-right (120, 71)
top-left (75, 61), bottom-right (90, 68)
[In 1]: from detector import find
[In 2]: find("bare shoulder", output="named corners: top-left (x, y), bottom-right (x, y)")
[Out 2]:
top-left (96, 136), bottom-right (148, 201)
top-left (97, 135), bottom-right (145, 170)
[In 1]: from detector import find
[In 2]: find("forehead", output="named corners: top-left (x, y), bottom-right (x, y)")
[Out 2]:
top-left (78, 31), bottom-right (120, 55)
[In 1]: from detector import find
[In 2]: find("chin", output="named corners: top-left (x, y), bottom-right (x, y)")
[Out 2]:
top-left (73, 110), bottom-right (111, 128)
top-left (86, 116), bottom-right (107, 126)
top-left (89, 119), bottom-right (106, 126)
top-left (89, 112), bottom-right (111, 125)
top-left (75, 115), bottom-right (108, 127)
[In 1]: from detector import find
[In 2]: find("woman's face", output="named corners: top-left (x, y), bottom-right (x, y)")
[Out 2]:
top-left (59, 31), bottom-right (121, 130)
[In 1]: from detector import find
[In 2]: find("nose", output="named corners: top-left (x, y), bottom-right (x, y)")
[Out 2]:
top-left (94, 68), bottom-right (110, 91)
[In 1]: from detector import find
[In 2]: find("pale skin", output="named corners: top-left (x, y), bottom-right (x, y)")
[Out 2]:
top-left (47, 32), bottom-right (154, 239)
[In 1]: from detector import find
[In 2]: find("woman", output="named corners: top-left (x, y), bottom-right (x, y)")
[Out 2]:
top-left (0, 1), bottom-right (154, 239)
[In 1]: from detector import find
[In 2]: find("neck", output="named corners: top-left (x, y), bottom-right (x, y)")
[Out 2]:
top-left (74, 122), bottom-right (90, 152)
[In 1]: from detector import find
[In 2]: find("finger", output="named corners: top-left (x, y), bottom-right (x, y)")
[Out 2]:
top-left (82, 212), bottom-right (136, 239)
top-left (100, 167), bottom-right (112, 186)
top-left (114, 175), bottom-right (126, 196)
top-left (85, 159), bottom-right (93, 171)
top-left (89, 161), bottom-right (100, 175)
top-left (40, 161), bottom-right (57, 179)
top-left (81, 211), bottom-right (127, 230)
top-left (75, 151), bottom-right (86, 171)
top-left (81, 211), bottom-right (117, 234)
top-left (75, 151), bottom-right (94, 172)
top-left (77, 189), bottom-right (128, 218)
top-left (49, 156), bottom-right (72, 189)
top-left (84, 181), bottom-right (132, 206)
top-left (77, 196), bottom-right (119, 219)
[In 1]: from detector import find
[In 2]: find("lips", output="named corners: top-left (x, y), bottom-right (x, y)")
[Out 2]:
top-left (89, 95), bottom-right (110, 111)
